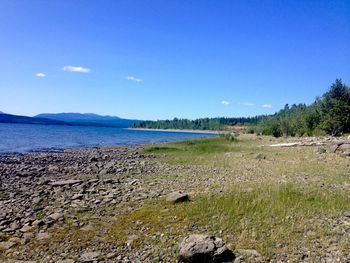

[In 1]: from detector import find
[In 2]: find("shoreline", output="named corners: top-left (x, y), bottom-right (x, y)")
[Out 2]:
top-left (126, 127), bottom-right (220, 134)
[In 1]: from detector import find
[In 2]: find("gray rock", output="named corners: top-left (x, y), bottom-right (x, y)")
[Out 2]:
top-left (57, 260), bottom-right (75, 263)
top-left (255, 153), bottom-right (266, 159)
top-left (80, 251), bottom-right (100, 262)
top-left (166, 191), bottom-right (189, 204)
top-left (37, 232), bottom-right (51, 240)
top-left (339, 143), bottom-right (350, 152)
top-left (32, 219), bottom-right (44, 227)
top-left (329, 144), bottom-right (338, 153)
top-left (0, 241), bottom-right (16, 250)
top-left (49, 180), bottom-right (82, 186)
top-left (71, 193), bottom-right (83, 200)
top-left (340, 151), bottom-right (350, 157)
top-left (9, 222), bottom-right (20, 230)
top-left (47, 212), bottom-right (64, 222)
top-left (179, 234), bottom-right (235, 263)
top-left (19, 225), bottom-right (33, 233)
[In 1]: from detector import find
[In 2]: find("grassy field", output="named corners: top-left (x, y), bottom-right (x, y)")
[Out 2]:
top-left (141, 135), bottom-right (350, 260)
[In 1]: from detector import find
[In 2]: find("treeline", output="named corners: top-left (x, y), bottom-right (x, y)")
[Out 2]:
top-left (258, 79), bottom-right (350, 137)
top-left (134, 79), bottom-right (350, 137)
top-left (133, 116), bottom-right (263, 130)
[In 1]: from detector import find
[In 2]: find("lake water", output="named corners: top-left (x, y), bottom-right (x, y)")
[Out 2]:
top-left (0, 123), bottom-right (216, 154)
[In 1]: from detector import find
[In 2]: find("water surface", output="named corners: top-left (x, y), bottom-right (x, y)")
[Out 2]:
top-left (0, 123), bottom-right (215, 154)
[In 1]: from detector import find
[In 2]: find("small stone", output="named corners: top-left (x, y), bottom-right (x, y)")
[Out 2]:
top-left (255, 153), bottom-right (266, 159)
top-left (0, 241), bottom-right (16, 250)
top-left (32, 219), bottom-right (45, 227)
top-left (80, 251), bottom-right (100, 262)
top-left (49, 180), bottom-right (82, 186)
top-left (166, 191), bottom-right (189, 204)
top-left (20, 225), bottom-right (33, 233)
top-left (9, 222), bottom-right (20, 230)
top-left (80, 224), bottom-right (94, 231)
top-left (126, 234), bottom-right (139, 246)
top-left (37, 232), bottom-right (51, 240)
top-left (106, 252), bottom-right (117, 259)
top-left (57, 260), bottom-right (75, 263)
top-left (71, 194), bottom-right (83, 200)
top-left (47, 212), bottom-right (64, 222)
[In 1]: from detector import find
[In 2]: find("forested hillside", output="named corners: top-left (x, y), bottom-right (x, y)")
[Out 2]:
top-left (259, 79), bottom-right (350, 137)
top-left (134, 79), bottom-right (350, 137)
top-left (133, 116), bottom-right (263, 130)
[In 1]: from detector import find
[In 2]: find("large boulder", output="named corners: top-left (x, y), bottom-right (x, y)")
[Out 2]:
top-left (179, 234), bottom-right (235, 263)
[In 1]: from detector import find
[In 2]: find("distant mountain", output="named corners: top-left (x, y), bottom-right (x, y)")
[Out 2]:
top-left (0, 113), bottom-right (70, 125)
top-left (35, 113), bottom-right (141, 128)
top-left (0, 112), bottom-right (141, 128)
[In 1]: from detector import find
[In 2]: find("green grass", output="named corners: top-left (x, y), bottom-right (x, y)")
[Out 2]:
top-left (32, 183), bottom-right (346, 260)
top-left (143, 137), bottom-right (242, 166)
top-left (143, 146), bottom-right (182, 153)
top-left (179, 184), bottom-right (349, 258)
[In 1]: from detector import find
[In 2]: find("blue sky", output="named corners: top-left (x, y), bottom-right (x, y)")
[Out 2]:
top-left (0, 0), bottom-right (349, 120)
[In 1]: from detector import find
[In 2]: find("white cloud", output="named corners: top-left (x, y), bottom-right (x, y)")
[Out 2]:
top-left (62, 65), bottom-right (91, 73)
top-left (262, 104), bottom-right (273, 108)
top-left (35, 72), bottom-right (46, 78)
top-left (126, 76), bottom-right (142, 83)
top-left (221, 100), bottom-right (231, 105)
top-left (240, 102), bottom-right (255, 106)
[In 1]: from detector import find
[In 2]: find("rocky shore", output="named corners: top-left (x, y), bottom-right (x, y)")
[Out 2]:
top-left (1, 136), bottom-right (350, 262)
top-left (0, 145), bottom-right (232, 262)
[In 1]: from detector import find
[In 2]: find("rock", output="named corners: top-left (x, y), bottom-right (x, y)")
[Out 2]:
top-left (255, 153), bottom-right (266, 159)
top-left (71, 193), bottom-right (83, 200)
top-left (32, 219), bottom-right (45, 227)
top-left (99, 169), bottom-right (108, 175)
top-left (106, 252), bottom-right (117, 259)
top-left (179, 234), bottom-right (235, 263)
top-left (9, 222), bottom-right (20, 230)
top-left (330, 144), bottom-right (339, 153)
top-left (339, 143), bottom-right (350, 152)
top-left (19, 225), bottom-right (33, 233)
top-left (315, 147), bottom-right (326, 154)
top-left (166, 191), bottom-right (189, 204)
top-left (57, 260), bottom-right (75, 263)
top-left (340, 151), bottom-right (350, 157)
top-left (47, 212), bottom-right (64, 223)
top-left (37, 232), bottom-right (51, 240)
top-left (49, 180), bottom-right (82, 186)
top-left (89, 156), bottom-right (98, 162)
top-left (80, 251), bottom-right (100, 262)
top-left (126, 234), bottom-right (139, 246)
top-left (0, 241), bottom-right (16, 250)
